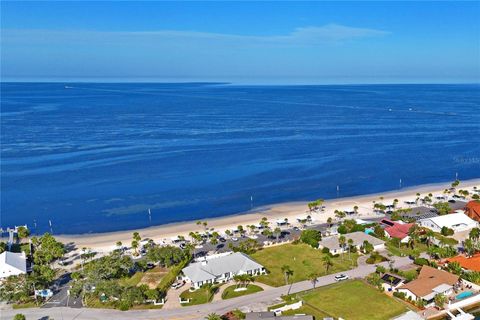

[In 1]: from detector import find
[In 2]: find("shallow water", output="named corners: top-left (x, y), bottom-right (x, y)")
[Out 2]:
top-left (1, 83), bottom-right (479, 234)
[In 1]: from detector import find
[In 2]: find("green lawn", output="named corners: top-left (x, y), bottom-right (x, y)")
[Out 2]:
top-left (434, 233), bottom-right (458, 246)
top-left (385, 240), bottom-right (427, 257)
top-left (179, 286), bottom-right (218, 306)
top-left (292, 280), bottom-right (408, 320)
top-left (119, 271), bottom-right (144, 287)
top-left (251, 243), bottom-right (358, 287)
top-left (222, 284), bottom-right (263, 300)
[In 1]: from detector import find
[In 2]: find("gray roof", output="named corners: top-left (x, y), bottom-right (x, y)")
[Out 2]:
top-left (182, 252), bottom-right (264, 283)
top-left (0, 252), bottom-right (27, 273)
top-left (318, 231), bottom-right (384, 251)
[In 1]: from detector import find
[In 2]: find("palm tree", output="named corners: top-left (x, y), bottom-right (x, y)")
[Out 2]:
top-left (322, 255), bottom-right (333, 274)
top-left (205, 313), bottom-right (222, 320)
top-left (281, 265), bottom-right (293, 285)
top-left (327, 217), bottom-right (333, 228)
top-left (338, 235), bottom-right (346, 260)
top-left (203, 283), bottom-right (214, 301)
top-left (434, 293), bottom-right (446, 309)
top-left (308, 272), bottom-right (319, 288)
top-left (469, 228), bottom-right (480, 243)
top-left (116, 241), bottom-right (122, 248)
top-left (425, 229), bottom-right (435, 247)
top-left (347, 238), bottom-right (354, 261)
top-left (131, 240), bottom-right (139, 255)
top-left (274, 227), bottom-right (282, 241)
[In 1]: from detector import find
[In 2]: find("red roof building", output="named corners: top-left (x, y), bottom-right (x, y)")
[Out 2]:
top-left (381, 219), bottom-right (415, 241)
top-left (465, 200), bottom-right (480, 222)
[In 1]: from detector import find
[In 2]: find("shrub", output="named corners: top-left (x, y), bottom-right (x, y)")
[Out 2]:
top-left (321, 247), bottom-right (330, 254)
top-left (414, 258), bottom-right (429, 266)
top-left (13, 314), bottom-right (26, 320)
top-left (441, 226), bottom-right (454, 236)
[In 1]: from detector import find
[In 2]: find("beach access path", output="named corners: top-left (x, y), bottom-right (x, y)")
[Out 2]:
top-left (0, 256), bottom-right (415, 320)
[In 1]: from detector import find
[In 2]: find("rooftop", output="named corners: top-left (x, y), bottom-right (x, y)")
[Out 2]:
top-left (0, 251), bottom-right (27, 274)
top-left (182, 252), bottom-right (263, 283)
top-left (398, 265), bottom-right (459, 299)
top-left (419, 212), bottom-right (477, 229)
top-left (447, 254), bottom-right (480, 272)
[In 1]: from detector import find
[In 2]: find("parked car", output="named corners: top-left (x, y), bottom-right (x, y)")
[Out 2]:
top-left (231, 237), bottom-right (238, 242)
top-left (171, 282), bottom-right (184, 290)
top-left (219, 237), bottom-right (226, 243)
top-left (334, 274), bottom-right (349, 282)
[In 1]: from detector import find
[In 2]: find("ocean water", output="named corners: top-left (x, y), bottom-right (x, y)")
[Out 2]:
top-left (1, 83), bottom-right (479, 234)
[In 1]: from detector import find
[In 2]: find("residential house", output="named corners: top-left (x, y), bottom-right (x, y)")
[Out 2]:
top-left (396, 266), bottom-right (459, 305)
top-left (181, 252), bottom-right (265, 289)
top-left (0, 251), bottom-right (27, 279)
top-left (317, 231), bottom-right (385, 254)
top-left (447, 254), bottom-right (480, 272)
top-left (381, 219), bottom-right (415, 243)
top-left (465, 201), bottom-right (480, 223)
top-left (381, 273), bottom-right (406, 292)
top-left (418, 212), bottom-right (478, 233)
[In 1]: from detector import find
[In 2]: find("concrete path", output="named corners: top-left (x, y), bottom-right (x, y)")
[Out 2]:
top-left (0, 256), bottom-right (413, 320)
top-left (162, 283), bottom-right (190, 310)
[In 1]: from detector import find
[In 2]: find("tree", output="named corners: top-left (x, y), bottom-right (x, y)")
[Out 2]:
top-left (434, 293), bottom-right (446, 309)
top-left (338, 235), bottom-right (346, 260)
top-left (361, 240), bottom-right (374, 254)
top-left (31, 233), bottom-right (65, 266)
top-left (299, 229), bottom-right (321, 248)
top-left (203, 283), bottom-right (215, 301)
top-left (322, 255), bottom-right (333, 274)
top-left (424, 229), bottom-right (435, 247)
top-left (451, 180), bottom-right (460, 188)
top-left (116, 241), bottom-right (123, 248)
top-left (433, 202), bottom-right (451, 215)
top-left (469, 228), bottom-right (480, 243)
top-left (327, 217), bottom-right (333, 227)
top-left (205, 313), bottom-right (222, 320)
top-left (347, 238), bottom-right (354, 260)
top-left (281, 265), bottom-right (293, 285)
top-left (13, 314), bottom-right (26, 320)
top-left (133, 232), bottom-right (141, 242)
top-left (17, 226), bottom-right (30, 240)
top-left (308, 272), bottom-right (319, 288)
top-left (273, 227), bottom-right (282, 241)
top-left (131, 240), bottom-right (139, 255)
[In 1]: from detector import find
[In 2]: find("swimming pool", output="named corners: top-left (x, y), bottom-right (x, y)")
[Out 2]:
top-left (456, 291), bottom-right (474, 300)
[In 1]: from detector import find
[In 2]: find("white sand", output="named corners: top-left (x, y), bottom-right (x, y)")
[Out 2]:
top-left (56, 179), bottom-right (480, 253)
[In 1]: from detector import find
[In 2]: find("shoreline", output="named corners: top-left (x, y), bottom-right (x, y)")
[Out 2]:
top-left (55, 178), bottom-right (480, 252)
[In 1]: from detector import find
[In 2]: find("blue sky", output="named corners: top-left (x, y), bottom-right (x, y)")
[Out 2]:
top-left (1, 1), bottom-right (479, 83)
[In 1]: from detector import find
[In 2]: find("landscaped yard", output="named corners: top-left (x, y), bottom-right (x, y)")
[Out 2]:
top-left (118, 266), bottom-right (168, 288)
top-left (287, 280), bottom-right (408, 320)
top-left (179, 286), bottom-right (218, 306)
top-left (251, 243), bottom-right (358, 287)
top-left (385, 240), bottom-right (427, 257)
top-left (222, 284), bottom-right (263, 300)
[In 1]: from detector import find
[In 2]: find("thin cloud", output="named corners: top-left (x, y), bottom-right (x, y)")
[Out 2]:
top-left (2, 23), bottom-right (389, 46)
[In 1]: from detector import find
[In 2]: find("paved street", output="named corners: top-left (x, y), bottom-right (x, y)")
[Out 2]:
top-left (1, 256), bottom-right (414, 320)
top-left (41, 273), bottom-right (83, 309)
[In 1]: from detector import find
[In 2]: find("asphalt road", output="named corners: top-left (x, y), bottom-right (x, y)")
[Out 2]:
top-left (1, 256), bottom-right (414, 320)
top-left (42, 273), bottom-right (83, 309)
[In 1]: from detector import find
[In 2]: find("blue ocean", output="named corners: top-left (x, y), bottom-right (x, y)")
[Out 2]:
top-left (1, 83), bottom-right (479, 234)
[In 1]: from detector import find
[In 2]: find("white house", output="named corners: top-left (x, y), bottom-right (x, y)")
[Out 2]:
top-left (317, 231), bottom-right (385, 254)
top-left (396, 266), bottom-right (459, 306)
top-left (0, 251), bottom-right (27, 279)
top-left (418, 212), bottom-right (478, 233)
top-left (181, 252), bottom-right (265, 289)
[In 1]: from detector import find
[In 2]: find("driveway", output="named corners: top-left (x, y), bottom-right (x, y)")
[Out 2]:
top-left (0, 256), bottom-right (413, 320)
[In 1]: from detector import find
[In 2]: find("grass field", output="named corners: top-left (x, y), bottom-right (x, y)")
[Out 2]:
top-left (222, 284), bottom-right (263, 299)
top-left (385, 240), bottom-right (427, 257)
top-left (287, 280), bottom-right (407, 320)
top-left (251, 243), bottom-right (358, 287)
top-left (179, 286), bottom-right (218, 306)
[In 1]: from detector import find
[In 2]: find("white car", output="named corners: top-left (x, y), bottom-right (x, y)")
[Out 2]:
top-left (171, 282), bottom-right (184, 290)
top-left (231, 237), bottom-right (238, 242)
top-left (334, 274), bottom-right (349, 282)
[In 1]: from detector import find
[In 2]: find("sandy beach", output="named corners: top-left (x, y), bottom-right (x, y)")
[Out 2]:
top-left (56, 178), bottom-right (480, 253)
